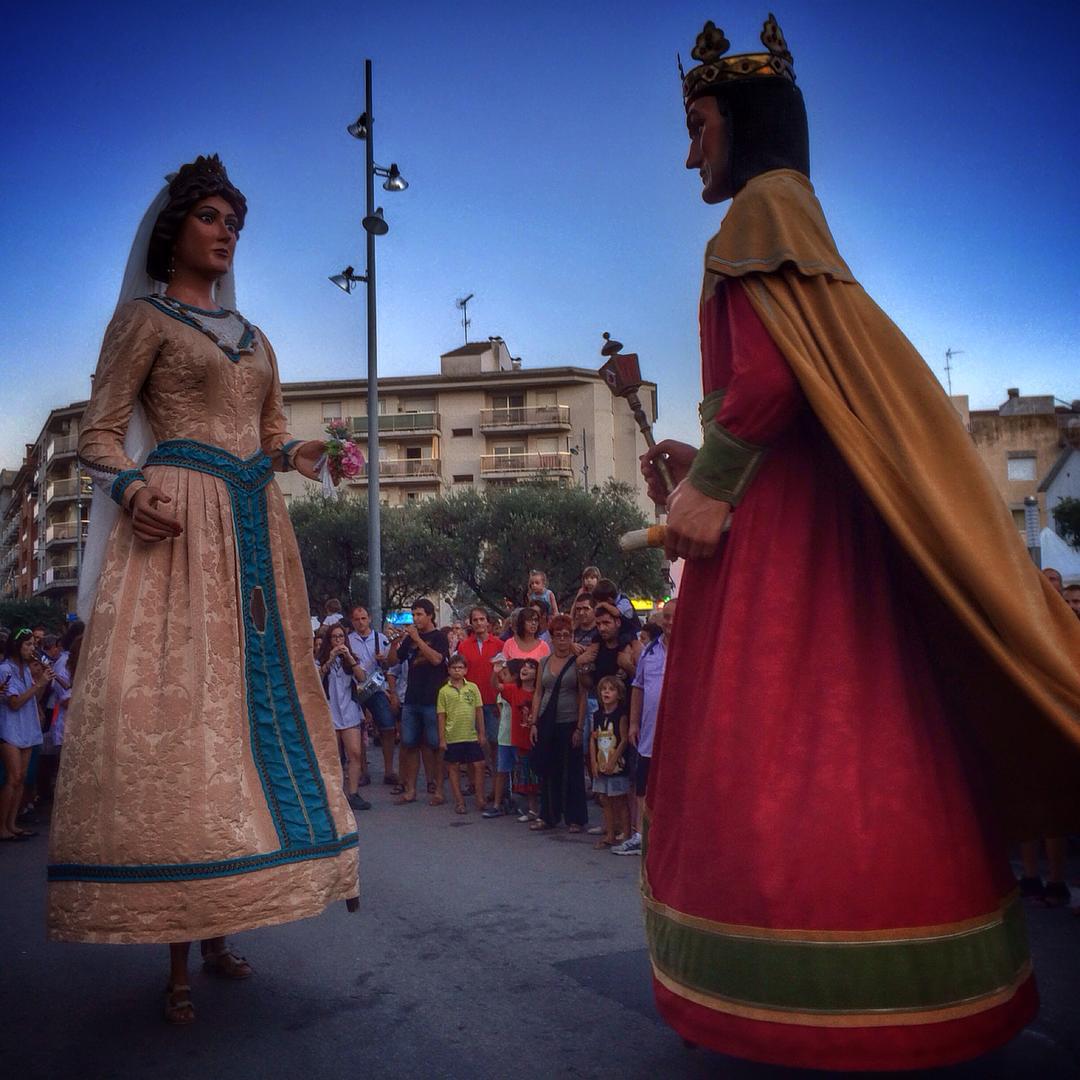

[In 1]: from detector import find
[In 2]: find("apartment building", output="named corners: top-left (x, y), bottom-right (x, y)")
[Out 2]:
top-left (0, 403), bottom-right (92, 613)
top-left (952, 389), bottom-right (1080, 535)
top-left (275, 337), bottom-right (660, 513)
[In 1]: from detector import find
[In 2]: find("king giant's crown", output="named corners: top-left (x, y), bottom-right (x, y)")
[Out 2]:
top-left (681, 13), bottom-right (795, 108)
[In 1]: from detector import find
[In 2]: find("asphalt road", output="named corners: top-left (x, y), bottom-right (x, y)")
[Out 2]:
top-left (3, 776), bottom-right (1079, 1080)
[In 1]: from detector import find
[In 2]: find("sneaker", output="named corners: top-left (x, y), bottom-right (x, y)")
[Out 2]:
top-left (611, 833), bottom-right (642, 856)
top-left (517, 809), bottom-right (532, 822)
top-left (481, 806), bottom-right (503, 819)
top-left (347, 792), bottom-right (372, 811)
top-left (587, 825), bottom-right (604, 835)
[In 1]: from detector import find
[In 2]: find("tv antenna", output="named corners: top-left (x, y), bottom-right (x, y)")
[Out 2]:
top-left (944, 347), bottom-right (964, 395)
top-left (456, 293), bottom-right (474, 345)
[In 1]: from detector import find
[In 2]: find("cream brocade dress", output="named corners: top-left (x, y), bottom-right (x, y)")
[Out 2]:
top-left (47, 297), bottom-right (359, 944)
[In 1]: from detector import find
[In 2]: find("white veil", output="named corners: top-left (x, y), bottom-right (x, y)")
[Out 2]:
top-left (77, 178), bottom-right (238, 619)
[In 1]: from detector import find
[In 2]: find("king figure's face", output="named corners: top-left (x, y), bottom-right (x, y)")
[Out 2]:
top-left (685, 96), bottom-right (733, 204)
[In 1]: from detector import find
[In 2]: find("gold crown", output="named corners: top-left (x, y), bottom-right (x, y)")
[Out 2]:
top-left (680, 14), bottom-right (795, 107)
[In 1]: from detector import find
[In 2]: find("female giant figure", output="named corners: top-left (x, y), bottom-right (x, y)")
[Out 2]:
top-left (47, 157), bottom-right (359, 1023)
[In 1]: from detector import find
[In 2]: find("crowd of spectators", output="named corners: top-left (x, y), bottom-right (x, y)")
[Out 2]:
top-left (311, 567), bottom-right (673, 856)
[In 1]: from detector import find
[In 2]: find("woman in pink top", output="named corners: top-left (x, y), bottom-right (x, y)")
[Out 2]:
top-left (502, 608), bottom-right (550, 663)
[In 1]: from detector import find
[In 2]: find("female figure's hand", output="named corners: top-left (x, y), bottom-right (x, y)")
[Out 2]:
top-left (130, 485), bottom-right (183, 543)
top-left (571, 729), bottom-right (582, 749)
top-left (293, 440), bottom-right (329, 483)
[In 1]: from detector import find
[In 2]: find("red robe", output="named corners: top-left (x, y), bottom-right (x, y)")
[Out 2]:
top-left (644, 279), bottom-right (1036, 1071)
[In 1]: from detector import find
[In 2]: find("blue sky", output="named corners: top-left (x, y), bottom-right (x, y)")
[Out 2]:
top-left (1, 0), bottom-right (1077, 467)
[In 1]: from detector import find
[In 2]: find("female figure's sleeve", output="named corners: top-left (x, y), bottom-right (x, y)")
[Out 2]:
top-left (78, 302), bottom-right (162, 511)
top-left (259, 336), bottom-right (303, 472)
top-left (687, 277), bottom-right (803, 504)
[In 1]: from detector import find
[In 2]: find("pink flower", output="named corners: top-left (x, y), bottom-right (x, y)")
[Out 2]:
top-left (339, 442), bottom-right (366, 478)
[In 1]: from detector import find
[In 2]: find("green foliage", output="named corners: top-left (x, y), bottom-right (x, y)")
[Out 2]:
top-left (288, 481), bottom-right (666, 617)
top-left (1052, 496), bottom-right (1080, 549)
top-left (0, 597), bottom-right (68, 635)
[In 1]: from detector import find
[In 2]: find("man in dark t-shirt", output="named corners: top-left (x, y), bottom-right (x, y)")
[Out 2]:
top-left (387, 597), bottom-right (449, 805)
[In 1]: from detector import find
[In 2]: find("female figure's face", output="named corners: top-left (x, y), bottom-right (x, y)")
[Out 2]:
top-left (172, 194), bottom-right (238, 281)
top-left (520, 661), bottom-right (537, 685)
top-left (522, 612), bottom-right (539, 637)
top-left (528, 574), bottom-right (545, 593)
top-left (550, 626), bottom-right (573, 655)
top-left (599, 683), bottom-right (619, 709)
top-left (330, 627), bottom-right (347, 649)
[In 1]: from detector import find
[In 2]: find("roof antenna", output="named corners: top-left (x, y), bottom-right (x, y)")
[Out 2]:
top-left (456, 293), bottom-right (474, 345)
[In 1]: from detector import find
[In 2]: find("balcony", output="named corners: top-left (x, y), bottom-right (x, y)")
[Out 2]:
top-left (47, 434), bottom-right (78, 464)
top-left (347, 458), bottom-right (442, 484)
top-left (479, 404), bottom-right (571, 434)
top-left (36, 564), bottom-right (79, 593)
top-left (479, 451), bottom-right (573, 478)
top-left (46, 477), bottom-right (91, 503)
top-left (348, 412), bottom-right (440, 438)
top-left (46, 521), bottom-right (88, 546)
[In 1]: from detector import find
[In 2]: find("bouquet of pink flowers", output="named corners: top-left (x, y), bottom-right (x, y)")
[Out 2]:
top-left (323, 420), bottom-right (366, 483)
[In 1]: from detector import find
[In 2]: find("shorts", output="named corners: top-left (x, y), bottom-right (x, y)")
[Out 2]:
top-left (364, 689), bottom-right (396, 731)
top-left (482, 703), bottom-right (501, 743)
top-left (592, 773), bottom-right (632, 797)
top-left (635, 754), bottom-right (651, 798)
top-left (443, 740), bottom-right (485, 764)
top-left (400, 703), bottom-right (439, 749)
top-left (496, 744), bottom-right (516, 773)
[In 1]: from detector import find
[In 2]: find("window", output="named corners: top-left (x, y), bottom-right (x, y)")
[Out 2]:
top-left (492, 444), bottom-right (525, 456)
top-left (491, 393), bottom-right (525, 410)
top-left (282, 403), bottom-right (292, 426)
top-left (1006, 455), bottom-right (1036, 482)
top-left (535, 437), bottom-right (559, 454)
top-left (452, 474), bottom-right (474, 484)
top-left (451, 428), bottom-right (473, 437)
top-left (322, 401), bottom-right (342, 421)
top-left (533, 390), bottom-right (557, 406)
top-left (400, 396), bottom-right (435, 414)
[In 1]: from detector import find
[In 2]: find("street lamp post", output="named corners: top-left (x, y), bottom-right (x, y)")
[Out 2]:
top-left (330, 58), bottom-right (408, 630)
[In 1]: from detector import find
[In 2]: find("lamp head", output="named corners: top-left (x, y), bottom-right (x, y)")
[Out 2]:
top-left (362, 207), bottom-right (389, 236)
top-left (347, 114), bottom-right (369, 140)
top-left (382, 163), bottom-right (408, 192)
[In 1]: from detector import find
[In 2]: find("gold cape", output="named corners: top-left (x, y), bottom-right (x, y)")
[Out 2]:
top-left (704, 170), bottom-right (1080, 838)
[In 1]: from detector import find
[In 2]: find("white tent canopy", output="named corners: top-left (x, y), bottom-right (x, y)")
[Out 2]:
top-left (1039, 527), bottom-right (1080, 584)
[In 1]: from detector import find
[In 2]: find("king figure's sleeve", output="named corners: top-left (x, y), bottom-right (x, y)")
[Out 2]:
top-left (78, 301), bottom-right (162, 511)
top-left (687, 278), bottom-right (803, 504)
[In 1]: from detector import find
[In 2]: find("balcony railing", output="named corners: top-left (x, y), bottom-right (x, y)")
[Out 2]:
top-left (47, 435), bottom-right (78, 462)
top-left (349, 458), bottom-right (442, 482)
top-left (44, 565), bottom-right (78, 585)
top-left (348, 412), bottom-right (440, 436)
top-left (479, 452), bottom-right (573, 476)
top-left (479, 405), bottom-right (571, 431)
top-left (46, 477), bottom-right (91, 502)
top-left (46, 521), bottom-right (88, 545)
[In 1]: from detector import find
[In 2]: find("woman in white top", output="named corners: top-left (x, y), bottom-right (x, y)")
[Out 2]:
top-left (317, 625), bottom-right (369, 812)
top-left (1, 628), bottom-right (54, 840)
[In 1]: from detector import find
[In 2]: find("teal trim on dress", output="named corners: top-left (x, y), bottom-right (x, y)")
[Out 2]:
top-left (48, 438), bottom-right (346, 885)
top-left (110, 468), bottom-right (146, 505)
top-left (48, 832), bottom-right (358, 884)
top-left (140, 297), bottom-right (255, 362)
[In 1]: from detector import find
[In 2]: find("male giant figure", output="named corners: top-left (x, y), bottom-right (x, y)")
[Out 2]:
top-left (640, 15), bottom-right (1080, 1071)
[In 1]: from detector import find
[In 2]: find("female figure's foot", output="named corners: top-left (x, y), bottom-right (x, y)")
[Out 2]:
top-left (164, 983), bottom-right (195, 1024)
top-left (201, 939), bottom-right (253, 979)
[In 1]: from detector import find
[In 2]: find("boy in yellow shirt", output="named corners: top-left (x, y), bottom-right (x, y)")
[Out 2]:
top-left (436, 655), bottom-right (485, 814)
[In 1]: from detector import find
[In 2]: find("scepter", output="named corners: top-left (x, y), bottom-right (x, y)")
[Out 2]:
top-left (598, 333), bottom-right (672, 552)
